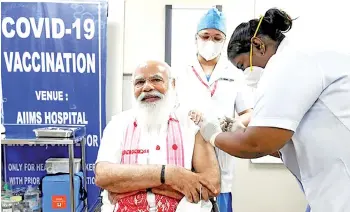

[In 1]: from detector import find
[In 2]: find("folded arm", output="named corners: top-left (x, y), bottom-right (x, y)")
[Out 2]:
top-left (96, 122), bottom-right (219, 203)
top-left (95, 113), bottom-right (176, 194)
top-left (150, 132), bottom-right (220, 201)
top-left (108, 184), bottom-right (184, 204)
top-left (95, 163), bottom-right (164, 193)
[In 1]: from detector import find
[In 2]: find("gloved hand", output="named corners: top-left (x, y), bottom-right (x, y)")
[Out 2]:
top-left (219, 117), bottom-right (226, 132)
top-left (230, 119), bottom-right (246, 132)
top-left (188, 109), bottom-right (203, 125)
top-left (199, 117), bottom-right (222, 147)
top-left (220, 116), bottom-right (246, 132)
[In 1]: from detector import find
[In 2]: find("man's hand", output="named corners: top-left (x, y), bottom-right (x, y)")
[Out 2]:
top-left (165, 165), bottom-right (218, 203)
top-left (151, 185), bottom-right (211, 201)
top-left (188, 110), bottom-right (203, 125)
top-left (151, 184), bottom-right (183, 200)
top-left (198, 186), bottom-right (211, 201)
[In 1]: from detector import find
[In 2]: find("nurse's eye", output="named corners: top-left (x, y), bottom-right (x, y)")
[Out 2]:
top-left (199, 35), bottom-right (210, 41)
top-left (236, 64), bottom-right (244, 71)
top-left (214, 37), bottom-right (224, 42)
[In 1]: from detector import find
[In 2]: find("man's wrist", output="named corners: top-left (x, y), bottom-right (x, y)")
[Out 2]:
top-left (163, 165), bottom-right (172, 185)
top-left (209, 132), bottom-right (220, 147)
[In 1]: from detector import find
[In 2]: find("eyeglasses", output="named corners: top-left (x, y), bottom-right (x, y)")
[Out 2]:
top-left (197, 34), bottom-right (225, 43)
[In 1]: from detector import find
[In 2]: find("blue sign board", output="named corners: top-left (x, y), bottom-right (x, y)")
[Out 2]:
top-left (1, 0), bottom-right (107, 208)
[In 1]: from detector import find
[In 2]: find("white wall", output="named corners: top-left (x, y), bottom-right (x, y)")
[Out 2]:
top-left (105, 0), bottom-right (125, 121)
top-left (107, 0), bottom-right (309, 211)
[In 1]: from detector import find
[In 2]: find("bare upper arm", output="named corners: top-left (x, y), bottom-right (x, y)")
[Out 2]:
top-left (192, 132), bottom-right (219, 175)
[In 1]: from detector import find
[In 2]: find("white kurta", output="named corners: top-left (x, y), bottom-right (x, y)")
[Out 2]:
top-left (176, 56), bottom-right (254, 193)
top-left (250, 37), bottom-right (350, 211)
top-left (96, 108), bottom-right (199, 211)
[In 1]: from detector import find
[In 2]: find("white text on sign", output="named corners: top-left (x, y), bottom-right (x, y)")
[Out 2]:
top-left (9, 176), bottom-right (96, 185)
top-left (7, 163), bottom-right (98, 185)
top-left (35, 91), bottom-right (65, 101)
top-left (1, 17), bottom-right (95, 40)
top-left (16, 111), bottom-right (88, 125)
top-left (3, 51), bottom-right (96, 74)
top-left (7, 163), bottom-right (46, 172)
top-left (9, 177), bottom-right (41, 185)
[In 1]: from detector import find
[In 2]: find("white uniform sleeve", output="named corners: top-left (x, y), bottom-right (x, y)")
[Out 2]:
top-left (249, 52), bottom-right (324, 132)
top-left (235, 75), bottom-right (254, 114)
top-left (95, 114), bottom-right (125, 164)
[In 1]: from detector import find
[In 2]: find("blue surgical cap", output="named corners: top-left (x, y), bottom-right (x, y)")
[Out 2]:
top-left (197, 8), bottom-right (226, 35)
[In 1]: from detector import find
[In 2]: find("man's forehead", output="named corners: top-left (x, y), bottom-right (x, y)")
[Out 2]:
top-left (134, 73), bottom-right (164, 80)
top-left (134, 62), bottom-right (169, 78)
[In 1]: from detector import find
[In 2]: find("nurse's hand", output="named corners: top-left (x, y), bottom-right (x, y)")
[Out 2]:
top-left (199, 117), bottom-right (222, 144)
top-left (219, 117), bottom-right (227, 131)
top-left (188, 110), bottom-right (203, 125)
top-left (220, 116), bottom-right (246, 132)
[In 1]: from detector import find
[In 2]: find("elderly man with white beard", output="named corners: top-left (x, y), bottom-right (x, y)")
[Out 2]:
top-left (94, 60), bottom-right (220, 212)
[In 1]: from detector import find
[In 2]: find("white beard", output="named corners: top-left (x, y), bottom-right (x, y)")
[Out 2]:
top-left (134, 88), bottom-right (176, 134)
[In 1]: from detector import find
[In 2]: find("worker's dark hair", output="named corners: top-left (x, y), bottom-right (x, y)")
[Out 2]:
top-left (227, 8), bottom-right (293, 60)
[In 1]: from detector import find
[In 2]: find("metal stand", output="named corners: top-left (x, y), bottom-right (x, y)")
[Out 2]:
top-left (1, 128), bottom-right (87, 212)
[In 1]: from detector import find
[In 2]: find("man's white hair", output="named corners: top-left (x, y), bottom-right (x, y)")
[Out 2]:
top-left (131, 60), bottom-right (176, 89)
top-left (133, 60), bottom-right (174, 77)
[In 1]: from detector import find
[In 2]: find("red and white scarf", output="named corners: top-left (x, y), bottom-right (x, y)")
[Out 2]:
top-left (116, 113), bottom-right (185, 212)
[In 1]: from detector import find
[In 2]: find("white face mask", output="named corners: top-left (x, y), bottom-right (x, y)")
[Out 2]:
top-left (197, 39), bottom-right (224, 61)
top-left (243, 66), bottom-right (264, 88)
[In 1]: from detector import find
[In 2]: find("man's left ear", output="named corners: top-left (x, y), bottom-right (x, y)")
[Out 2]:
top-left (251, 37), bottom-right (266, 56)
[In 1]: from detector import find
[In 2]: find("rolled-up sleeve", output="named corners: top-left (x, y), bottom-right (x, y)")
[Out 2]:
top-left (95, 114), bottom-right (125, 164)
top-left (249, 52), bottom-right (324, 132)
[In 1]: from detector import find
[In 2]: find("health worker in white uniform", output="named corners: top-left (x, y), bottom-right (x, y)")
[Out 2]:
top-left (176, 8), bottom-right (254, 212)
top-left (245, 67), bottom-right (312, 212)
top-left (199, 8), bottom-right (350, 212)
